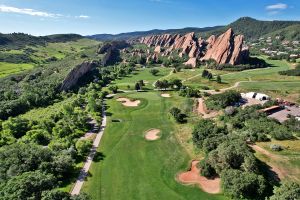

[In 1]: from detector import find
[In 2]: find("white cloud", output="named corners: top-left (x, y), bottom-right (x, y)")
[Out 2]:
top-left (0, 5), bottom-right (62, 18)
top-left (266, 3), bottom-right (288, 10)
top-left (77, 15), bottom-right (90, 19)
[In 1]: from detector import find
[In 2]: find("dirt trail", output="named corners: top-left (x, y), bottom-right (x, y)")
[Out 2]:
top-left (197, 98), bottom-right (219, 118)
top-left (199, 81), bottom-right (256, 94)
top-left (249, 144), bottom-right (289, 180)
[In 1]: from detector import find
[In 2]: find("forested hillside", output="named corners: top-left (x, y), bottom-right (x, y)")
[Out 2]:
top-left (88, 17), bottom-right (300, 41)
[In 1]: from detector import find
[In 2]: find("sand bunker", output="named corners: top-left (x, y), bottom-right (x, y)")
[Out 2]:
top-left (117, 98), bottom-right (140, 107)
top-left (178, 160), bottom-right (221, 194)
top-left (145, 129), bottom-right (161, 141)
top-left (161, 93), bottom-right (171, 98)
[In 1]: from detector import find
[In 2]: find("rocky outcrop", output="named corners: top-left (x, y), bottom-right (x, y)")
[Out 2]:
top-left (61, 61), bottom-right (97, 91)
top-left (201, 28), bottom-right (247, 65)
top-left (97, 41), bottom-right (129, 54)
top-left (184, 58), bottom-right (197, 68)
top-left (98, 41), bottom-right (130, 66)
top-left (154, 46), bottom-right (162, 53)
top-left (139, 28), bottom-right (249, 65)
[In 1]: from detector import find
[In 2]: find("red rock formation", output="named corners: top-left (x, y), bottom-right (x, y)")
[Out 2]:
top-left (184, 58), bottom-right (197, 68)
top-left (202, 28), bottom-right (247, 65)
top-left (154, 46), bottom-right (162, 53)
top-left (139, 28), bottom-right (249, 65)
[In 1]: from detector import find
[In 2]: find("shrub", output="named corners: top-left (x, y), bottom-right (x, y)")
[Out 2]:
top-left (149, 69), bottom-right (159, 76)
top-left (270, 144), bottom-right (283, 151)
top-left (199, 160), bottom-right (216, 178)
top-left (205, 90), bottom-right (242, 110)
top-left (169, 107), bottom-right (186, 123)
top-left (75, 139), bottom-right (93, 157)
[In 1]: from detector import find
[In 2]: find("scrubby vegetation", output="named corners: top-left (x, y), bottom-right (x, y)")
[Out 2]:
top-left (192, 102), bottom-right (300, 199)
top-left (205, 90), bottom-right (242, 110)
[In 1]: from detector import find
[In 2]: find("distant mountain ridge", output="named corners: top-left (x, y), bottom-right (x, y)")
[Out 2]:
top-left (88, 17), bottom-right (300, 41)
top-left (87, 26), bottom-right (224, 41)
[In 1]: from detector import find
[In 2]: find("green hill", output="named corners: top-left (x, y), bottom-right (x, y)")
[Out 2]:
top-left (88, 17), bottom-right (300, 41)
top-left (0, 33), bottom-right (83, 50)
top-left (264, 24), bottom-right (300, 41)
top-left (202, 17), bottom-right (300, 40)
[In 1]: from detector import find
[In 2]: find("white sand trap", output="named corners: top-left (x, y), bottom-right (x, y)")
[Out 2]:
top-left (117, 98), bottom-right (141, 107)
top-left (145, 129), bottom-right (161, 141)
top-left (161, 93), bottom-right (171, 98)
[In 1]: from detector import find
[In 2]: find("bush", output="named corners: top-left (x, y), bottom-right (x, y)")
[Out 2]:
top-left (179, 87), bottom-right (201, 98)
top-left (205, 90), bottom-right (242, 110)
top-left (199, 160), bottom-right (217, 178)
top-left (149, 69), bottom-right (159, 76)
top-left (270, 144), bottom-right (283, 151)
top-left (169, 107), bottom-right (187, 123)
top-left (75, 139), bottom-right (93, 157)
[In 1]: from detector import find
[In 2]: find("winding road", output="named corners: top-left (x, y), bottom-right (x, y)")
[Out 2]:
top-left (71, 101), bottom-right (107, 195)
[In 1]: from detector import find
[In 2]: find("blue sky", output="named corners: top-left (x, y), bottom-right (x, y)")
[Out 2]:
top-left (0, 0), bottom-right (299, 36)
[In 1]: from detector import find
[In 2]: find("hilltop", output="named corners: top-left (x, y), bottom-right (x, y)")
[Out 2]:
top-left (88, 17), bottom-right (300, 41)
top-left (0, 33), bottom-right (83, 50)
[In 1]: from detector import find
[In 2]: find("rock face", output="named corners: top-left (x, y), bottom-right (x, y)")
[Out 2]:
top-left (201, 28), bottom-right (247, 65)
top-left (139, 28), bottom-right (249, 66)
top-left (97, 41), bottom-right (130, 66)
top-left (61, 61), bottom-right (97, 91)
top-left (184, 57), bottom-right (197, 68)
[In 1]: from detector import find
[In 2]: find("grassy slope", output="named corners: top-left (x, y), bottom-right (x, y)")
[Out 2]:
top-left (0, 38), bottom-right (99, 78)
top-left (112, 67), bottom-right (171, 90)
top-left (30, 38), bottom-right (98, 61)
top-left (256, 140), bottom-right (300, 183)
top-left (0, 62), bottom-right (34, 78)
top-left (83, 91), bottom-right (227, 200)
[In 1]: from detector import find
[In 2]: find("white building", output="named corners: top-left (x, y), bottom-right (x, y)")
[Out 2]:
top-left (255, 93), bottom-right (270, 101)
top-left (242, 92), bottom-right (270, 101)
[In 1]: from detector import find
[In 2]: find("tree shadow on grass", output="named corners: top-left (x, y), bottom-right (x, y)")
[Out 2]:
top-left (93, 151), bottom-right (106, 163)
top-left (106, 112), bottom-right (113, 117)
top-left (257, 159), bottom-right (281, 197)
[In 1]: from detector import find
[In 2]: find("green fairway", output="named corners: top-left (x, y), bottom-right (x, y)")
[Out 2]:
top-left (238, 81), bottom-right (300, 92)
top-left (220, 59), bottom-right (300, 84)
top-left (0, 62), bottom-right (34, 77)
top-left (112, 67), bottom-right (171, 90)
top-left (83, 91), bottom-right (227, 200)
